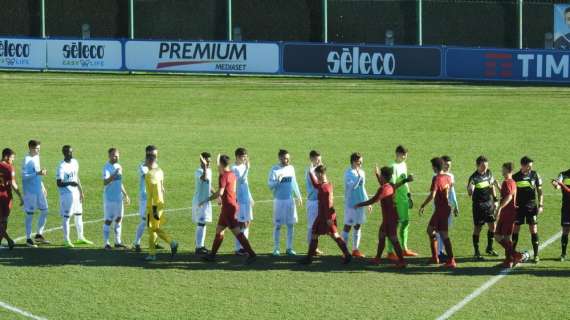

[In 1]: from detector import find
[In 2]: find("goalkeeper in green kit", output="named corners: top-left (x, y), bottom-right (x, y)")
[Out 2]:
top-left (386, 145), bottom-right (418, 260)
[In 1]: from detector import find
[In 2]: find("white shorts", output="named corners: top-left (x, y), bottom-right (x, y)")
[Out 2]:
top-left (273, 199), bottom-right (298, 226)
top-left (307, 200), bottom-right (318, 228)
top-left (23, 192), bottom-right (48, 213)
top-left (344, 206), bottom-right (366, 225)
top-left (104, 201), bottom-right (124, 221)
top-left (59, 191), bottom-right (82, 216)
top-left (192, 201), bottom-right (212, 224)
top-left (139, 199), bottom-right (147, 220)
top-left (237, 202), bottom-right (253, 222)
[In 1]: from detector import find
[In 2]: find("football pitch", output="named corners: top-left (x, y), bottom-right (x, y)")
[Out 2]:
top-left (1, 72), bottom-right (569, 320)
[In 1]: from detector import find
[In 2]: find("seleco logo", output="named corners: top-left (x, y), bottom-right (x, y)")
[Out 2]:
top-left (62, 42), bottom-right (105, 59)
top-left (0, 40), bottom-right (30, 58)
top-left (327, 47), bottom-right (395, 75)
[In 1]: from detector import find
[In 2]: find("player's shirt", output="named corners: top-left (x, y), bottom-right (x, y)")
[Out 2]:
top-left (103, 162), bottom-right (123, 202)
top-left (138, 162), bottom-right (149, 202)
top-left (344, 168), bottom-right (368, 207)
top-left (145, 166), bottom-right (164, 206)
top-left (390, 161), bottom-right (410, 201)
top-left (305, 166), bottom-right (318, 202)
top-left (0, 161), bottom-right (15, 201)
top-left (432, 174), bottom-right (452, 214)
top-left (308, 173), bottom-right (334, 220)
top-left (193, 167), bottom-right (212, 204)
top-left (219, 170), bottom-right (237, 208)
top-left (56, 159), bottom-right (79, 195)
top-left (231, 163), bottom-right (252, 205)
top-left (268, 164), bottom-right (301, 201)
top-left (513, 170), bottom-right (542, 208)
top-left (500, 178), bottom-right (517, 218)
top-left (21, 154), bottom-right (42, 195)
top-left (371, 183), bottom-right (397, 222)
top-left (557, 170), bottom-right (570, 208)
top-left (468, 170), bottom-right (495, 203)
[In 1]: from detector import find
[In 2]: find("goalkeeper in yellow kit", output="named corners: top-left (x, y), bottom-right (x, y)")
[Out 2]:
top-left (145, 153), bottom-right (178, 261)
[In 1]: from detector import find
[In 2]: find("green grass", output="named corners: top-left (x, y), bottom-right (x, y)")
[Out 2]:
top-left (0, 72), bottom-right (569, 320)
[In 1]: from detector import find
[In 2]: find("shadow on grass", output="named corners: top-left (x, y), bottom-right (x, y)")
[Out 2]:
top-left (1, 245), bottom-right (568, 278)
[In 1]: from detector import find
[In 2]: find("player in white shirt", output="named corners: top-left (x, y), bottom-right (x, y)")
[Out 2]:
top-left (102, 148), bottom-right (131, 250)
top-left (232, 147), bottom-right (255, 255)
top-left (56, 145), bottom-right (92, 247)
top-left (305, 150), bottom-right (323, 255)
top-left (343, 152), bottom-right (371, 258)
top-left (192, 152), bottom-right (214, 255)
top-left (268, 149), bottom-right (302, 256)
top-left (21, 140), bottom-right (49, 247)
top-left (437, 155), bottom-right (459, 261)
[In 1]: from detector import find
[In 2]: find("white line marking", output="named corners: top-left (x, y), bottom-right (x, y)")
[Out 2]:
top-left (436, 231), bottom-right (563, 320)
top-left (0, 301), bottom-right (48, 320)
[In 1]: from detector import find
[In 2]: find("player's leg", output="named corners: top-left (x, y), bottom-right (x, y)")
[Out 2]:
top-left (0, 207), bottom-right (14, 249)
top-left (352, 224), bottom-right (364, 257)
top-left (529, 222), bottom-right (539, 262)
top-left (285, 199), bottom-right (297, 256)
top-left (62, 214), bottom-right (72, 247)
top-left (440, 230), bottom-right (456, 268)
top-left (342, 224), bottom-right (352, 247)
top-left (35, 193), bottom-right (49, 244)
top-left (103, 219), bottom-right (112, 249)
top-left (472, 204), bottom-right (484, 259)
top-left (342, 205), bottom-right (354, 247)
top-left (397, 202), bottom-right (414, 255)
top-left (485, 220), bottom-right (498, 256)
top-left (114, 216), bottom-right (125, 248)
top-left (195, 223), bottom-right (208, 254)
top-left (25, 211), bottom-right (37, 247)
top-left (152, 207), bottom-right (178, 257)
top-left (272, 200), bottom-right (282, 256)
top-left (73, 192), bottom-right (91, 245)
top-left (561, 226), bottom-right (570, 261)
top-left (300, 233), bottom-right (319, 265)
top-left (426, 224), bottom-right (438, 264)
top-left (230, 225), bottom-right (256, 260)
top-left (512, 207), bottom-right (525, 251)
top-left (146, 215), bottom-right (158, 260)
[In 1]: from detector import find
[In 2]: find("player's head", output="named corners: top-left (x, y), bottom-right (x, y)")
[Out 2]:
top-left (565, 7), bottom-right (570, 26)
top-left (431, 157), bottom-right (444, 173)
top-left (350, 152), bottom-right (362, 168)
top-left (395, 145), bottom-right (408, 162)
top-left (1, 148), bottom-right (15, 163)
top-left (28, 140), bottom-right (41, 156)
top-left (108, 147), bottom-right (119, 163)
top-left (502, 162), bottom-right (514, 177)
top-left (441, 155), bottom-right (452, 172)
top-left (309, 150), bottom-right (321, 165)
top-left (278, 149), bottom-right (290, 166)
top-left (520, 156), bottom-right (533, 174)
top-left (62, 145), bottom-right (73, 162)
top-left (145, 145), bottom-right (158, 158)
top-left (476, 155), bottom-right (488, 172)
top-left (380, 166), bottom-right (393, 184)
top-left (145, 153), bottom-right (157, 166)
top-left (314, 164), bottom-right (327, 182)
top-left (200, 152), bottom-right (211, 168)
top-left (218, 154), bottom-right (230, 171)
top-left (234, 147), bottom-right (247, 164)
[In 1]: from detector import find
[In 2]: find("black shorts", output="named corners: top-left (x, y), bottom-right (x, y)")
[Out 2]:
top-left (472, 201), bottom-right (495, 226)
top-left (562, 205), bottom-right (570, 227)
top-left (515, 204), bottom-right (538, 225)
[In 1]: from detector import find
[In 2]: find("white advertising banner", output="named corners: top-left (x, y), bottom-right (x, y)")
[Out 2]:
top-left (46, 39), bottom-right (123, 70)
top-left (125, 40), bottom-right (279, 73)
top-left (0, 38), bottom-right (46, 69)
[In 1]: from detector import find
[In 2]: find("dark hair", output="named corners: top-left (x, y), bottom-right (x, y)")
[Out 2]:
top-left (62, 145), bottom-right (71, 154)
top-left (350, 152), bottom-right (362, 164)
top-left (278, 149), bottom-right (289, 158)
top-left (476, 155), bottom-right (488, 166)
top-left (309, 150), bottom-right (320, 158)
top-left (565, 7), bottom-right (570, 14)
top-left (201, 152), bottom-right (211, 160)
top-left (314, 164), bottom-right (326, 174)
top-left (380, 166), bottom-right (393, 181)
top-left (145, 145), bottom-right (157, 155)
top-left (235, 147), bottom-right (247, 157)
top-left (395, 145), bottom-right (408, 154)
top-left (441, 155), bottom-right (452, 162)
top-left (146, 153), bottom-right (157, 162)
top-left (108, 147), bottom-right (117, 155)
top-left (431, 157), bottom-right (444, 171)
top-left (502, 162), bottom-right (513, 173)
top-left (219, 154), bottom-right (230, 167)
top-left (2, 148), bottom-right (14, 159)
top-left (28, 140), bottom-right (40, 149)
top-left (520, 156), bottom-right (533, 165)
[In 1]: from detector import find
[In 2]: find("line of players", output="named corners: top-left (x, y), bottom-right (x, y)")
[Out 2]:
top-left (1, 141), bottom-right (569, 267)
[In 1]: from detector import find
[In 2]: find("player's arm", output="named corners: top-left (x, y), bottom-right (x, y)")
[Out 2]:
top-left (77, 177), bottom-right (85, 202)
top-left (103, 168), bottom-right (118, 186)
top-left (449, 183), bottom-right (459, 215)
top-left (419, 181), bottom-right (437, 215)
top-left (536, 174), bottom-right (544, 213)
top-left (355, 187), bottom-right (383, 208)
top-left (374, 165), bottom-right (382, 185)
top-left (10, 174), bottom-right (23, 206)
top-left (121, 184), bottom-right (131, 205)
top-left (268, 168), bottom-right (279, 190)
top-left (555, 180), bottom-right (570, 193)
top-left (291, 173), bottom-right (302, 205)
top-left (393, 174), bottom-right (414, 190)
top-left (308, 171), bottom-right (320, 189)
top-left (466, 176), bottom-right (474, 197)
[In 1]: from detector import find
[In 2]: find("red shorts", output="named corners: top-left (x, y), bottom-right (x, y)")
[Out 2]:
top-left (496, 211), bottom-right (516, 236)
top-left (217, 204), bottom-right (240, 229)
top-left (312, 214), bottom-right (338, 235)
top-left (380, 214), bottom-right (398, 237)
top-left (0, 199), bottom-right (11, 218)
top-left (429, 211), bottom-right (450, 232)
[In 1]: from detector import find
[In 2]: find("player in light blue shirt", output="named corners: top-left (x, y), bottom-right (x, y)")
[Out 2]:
top-left (232, 147), bottom-right (255, 255)
top-left (102, 148), bottom-right (130, 250)
top-left (304, 150), bottom-right (322, 253)
top-left (342, 152), bottom-right (370, 257)
top-left (192, 152), bottom-right (213, 255)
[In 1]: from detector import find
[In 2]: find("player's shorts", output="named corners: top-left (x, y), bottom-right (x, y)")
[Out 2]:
top-left (306, 200), bottom-right (318, 228)
top-left (237, 201), bottom-right (253, 223)
top-left (472, 201), bottom-right (495, 226)
top-left (192, 201), bottom-right (212, 224)
top-left (139, 199), bottom-right (146, 220)
top-left (496, 212), bottom-right (516, 236)
top-left (561, 205), bottom-right (570, 227)
top-left (380, 214), bottom-right (398, 237)
top-left (23, 192), bottom-right (48, 213)
top-left (104, 200), bottom-right (124, 221)
top-left (312, 213), bottom-right (338, 236)
top-left (429, 210), bottom-right (451, 232)
top-left (344, 206), bottom-right (366, 226)
top-left (515, 204), bottom-right (538, 225)
top-left (273, 199), bottom-right (298, 226)
top-left (59, 191), bottom-right (82, 216)
top-left (217, 204), bottom-right (239, 229)
top-left (0, 199), bottom-right (12, 218)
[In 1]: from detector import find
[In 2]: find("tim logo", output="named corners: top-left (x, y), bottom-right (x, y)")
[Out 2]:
top-left (483, 53), bottom-right (513, 78)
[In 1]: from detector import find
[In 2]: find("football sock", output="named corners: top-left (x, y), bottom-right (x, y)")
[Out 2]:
top-left (334, 236), bottom-right (350, 257)
top-left (430, 235), bottom-right (438, 260)
top-left (134, 218), bottom-right (145, 245)
top-left (235, 226), bottom-right (249, 251)
top-left (286, 224), bottom-right (294, 250)
top-left (0, 221), bottom-right (7, 240)
top-left (512, 233), bottom-right (519, 251)
top-left (211, 233), bottom-right (224, 255)
top-left (62, 216), bottom-right (71, 242)
top-left (562, 234), bottom-right (568, 256)
top-left (103, 224), bottom-right (111, 245)
top-left (196, 224), bottom-right (206, 248)
top-left (531, 233), bottom-right (539, 257)
top-left (307, 226), bottom-right (313, 245)
top-left (273, 225), bottom-right (281, 251)
top-left (155, 228), bottom-right (172, 245)
top-left (472, 234), bottom-right (480, 254)
top-left (25, 212), bottom-right (33, 239)
top-left (436, 233), bottom-right (444, 254)
top-left (148, 229), bottom-right (156, 255)
top-left (114, 221), bottom-right (122, 244)
top-left (487, 230), bottom-right (494, 251)
top-left (308, 238), bottom-right (318, 257)
top-left (443, 238), bottom-right (454, 259)
top-left (236, 233), bottom-right (255, 257)
top-left (393, 239), bottom-right (405, 261)
top-left (37, 210), bottom-right (48, 235)
top-left (376, 237), bottom-right (386, 258)
top-left (341, 230), bottom-right (350, 246)
top-left (352, 227), bottom-right (361, 251)
top-left (399, 220), bottom-right (410, 249)
top-left (74, 214), bottom-right (84, 239)
top-left (498, 239), bottom-right (513, 258)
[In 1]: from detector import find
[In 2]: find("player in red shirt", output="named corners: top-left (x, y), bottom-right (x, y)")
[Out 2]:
top-left (201, 154), bottom-right (256, 264)
top-left (495, 162), bottom-right (524, 268)
top-left (0, 148), bottom-right (23, 250)
top-left (355, 166), bottom-right (413, 268)
top-left (419, 157), bottom-right (457, 268)
top-left (299, 165), bottom-right (351, 265)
